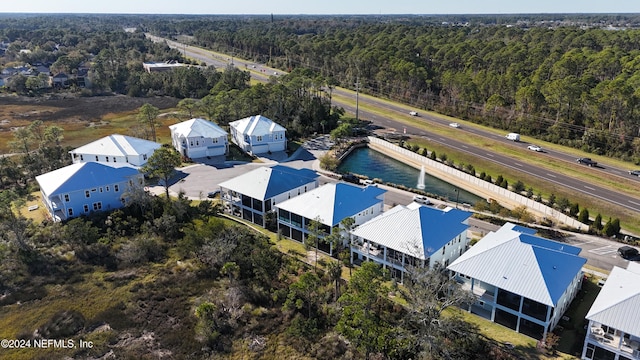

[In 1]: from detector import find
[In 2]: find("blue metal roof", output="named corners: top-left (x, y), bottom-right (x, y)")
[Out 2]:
top-left (511, 224), bottom-right (538, 235)
top-left (264, 165), bottom-right (320, 199)
top-left (332, 183), bottom-right (386, 225)
top-left (419, 207), bottom-right (471, 256)
top-left (520, 234), bottom-right (583, 255)
top-left (40, 162), bottom-right (140, 196)
top-left (532, 246), bottom-right (587, 304)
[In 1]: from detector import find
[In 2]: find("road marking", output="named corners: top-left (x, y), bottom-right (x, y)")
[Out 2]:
top-left (439, 137), bottom-right (447, 141)
top-left (485, 153), bottom-right (495, 157)
top-left (461, 145), bottom-right (468, 149)
top-left (589, 246), bottom-right (616, 256)
top-left (514, 162), bottom-right (523, 167)
top-left (546, 173), bottom-right (556, 178)
top-left (629, 200), bottom-right (640, 206)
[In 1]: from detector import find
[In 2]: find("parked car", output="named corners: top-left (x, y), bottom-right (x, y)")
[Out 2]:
top-left (449, 122), bottom-right (460, 128)
top-left (409, 111), bottom-right (418, 116)
top-left (361, 179), bottom-right (377, 186)
top-left (341, 173), bottom-right (360, 184)
top-left (618, 246), bottom-right (639, 259)
top-left (629, 170), bottom-right (640, 176)
top-left (413, 195), bottom-right (431, 205)
top-left (207, 190), bottom-right (220, 198)
top-left (527, 145), bottom-right (543, 152)
top-left (577, 157), bottom-right (597, 167)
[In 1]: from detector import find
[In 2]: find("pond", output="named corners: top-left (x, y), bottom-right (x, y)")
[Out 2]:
top-left (337, 147), bottom-right (481, 205)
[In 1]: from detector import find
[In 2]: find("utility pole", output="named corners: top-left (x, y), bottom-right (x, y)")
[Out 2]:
top-left (355, 77), bottom-right (360, 121)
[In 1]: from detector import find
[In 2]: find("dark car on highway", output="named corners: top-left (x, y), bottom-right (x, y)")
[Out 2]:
top-left (577, 157), bottom-right (597, 167)
top-left (618, 246), bottom-right (639, 259)
top-left (630, 170), bottom-right (640, 176)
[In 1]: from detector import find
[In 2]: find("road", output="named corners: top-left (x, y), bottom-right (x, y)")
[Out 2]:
top-left (147, 34), bottom-right (640, 216)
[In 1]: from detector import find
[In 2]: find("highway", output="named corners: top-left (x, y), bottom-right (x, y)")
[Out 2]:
top-left (147, 35), bottom-right (640, 215)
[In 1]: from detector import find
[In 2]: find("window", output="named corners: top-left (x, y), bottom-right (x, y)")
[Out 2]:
top-left (257, 135), bottom-right (263, 142)
top-left (143, 154), bottom-right (147, 160)
top-left (106, 157), bottom-right (109, 162)
top-left (85, 190), bottom-right (90, 198)
top-left (106, 186), bottom-right (110, 192)
top-left (114, 184), bottom-right (119, 192)
top-left (93, 202), bottom-right (102, 211)
top-left (113, 157), bottom-right (117, 162)
top-left (68, 208), bottom-right (73, 217)
top-left (80, 155), bottom-right (84, 161)
top-left (196, 140), bottom-right (199, 146)
top-left (95, 155), bottom-right (99, 161)
top-left (83, 204), bottom-right (89, 212)
top-left (91, 188), bottom-right (97, 192)
top-left (442, 246), bottom-right (446, 255)
top-left (64, 194), bottom-right (70, 202)
top-left (99, 187), bottom-right (103, 193)
top-left (244, 135), bottom-right (249, 142)
top-left (212, 138), bottom-right (218, 144)
top-left (190, 140), bottom-right (194, 146)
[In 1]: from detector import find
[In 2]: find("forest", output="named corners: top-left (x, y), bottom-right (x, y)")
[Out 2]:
top-left (141, 15), bottom-right (640, 162)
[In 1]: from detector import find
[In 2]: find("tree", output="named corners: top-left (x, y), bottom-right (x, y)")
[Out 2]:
top-left (177, 98), bottom-right (198, 119)
top-left (326, 260), bottom-right (342, 302)
top-left (284, 271), bottom-right (321, 318)
top-left (43, 125), bottom-right (64, 147)
top-left (306, 217), bottom-right (327, 272)
top-left (336, 262), bottom-right (393, 358)
top-left (403, 264), bottom-right (477, 358)
top-left (578, 208), bottom-right (590, 224)
top-left (141, 145), bottom-right (181, 199)
top-left (137, 103), bottom-right (161, 142)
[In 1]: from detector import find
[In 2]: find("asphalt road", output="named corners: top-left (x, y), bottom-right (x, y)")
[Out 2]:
top-left (147, 35), bottom-right (638, 273)
top-left (147, 34), bottom-right (640, 215)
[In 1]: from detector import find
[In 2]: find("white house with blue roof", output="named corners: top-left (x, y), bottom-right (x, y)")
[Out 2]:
top-left (447, 222), bottom-right (586, 340)
top-left (36, 162), bottom-right (143, 222)
top-left (229, 115), bottom-right (286, 155)
top-left (69, 134), bottom-right (161, 168)
top-left (350, 202), bottom-right (471, 283)
top-left (581, 262), bottom-right (640, 360)
top-left (218, 165), bottom-right (320, 227)
top-left (169, 118), bottom-right (228, 159)
top-left (275, 182), bottom-right (386, 255)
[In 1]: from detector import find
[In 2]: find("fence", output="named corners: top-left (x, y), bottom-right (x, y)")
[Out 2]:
top-left (367, 136), bottom-right (588, 230)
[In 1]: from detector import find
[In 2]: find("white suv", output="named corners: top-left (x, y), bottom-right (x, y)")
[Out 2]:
top-left (413, 195), bottom-right (431, 205)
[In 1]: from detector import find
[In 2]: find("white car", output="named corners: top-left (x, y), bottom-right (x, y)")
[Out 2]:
top-left (449, 122), bottom-right (460, 128)
top-left (527, 145), bottom-right (543, 152)
top-left (413, 195), bottom-right (431, 205)
top-left (409, 111), bottom-right (418, 116)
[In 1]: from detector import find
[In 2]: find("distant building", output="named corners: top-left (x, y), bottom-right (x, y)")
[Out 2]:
top-left (69, 134), bottom-right (161, 168)
top-left (142, 61), bottom-right (186, 73)
top-left (229, 115), bottom-right (286, 155)
top-left (219, 165), bottom-right (320, 227)
top-left (581, 262), bottom-right (640, 360)
top-left (448, 223), bottom-right (586, 340)
top-left (36, 162), bottom-right (143, 222)
top-left (169, 118), bottom-right (229, 159)
top-left (350, 202), bottom-right (471, 283)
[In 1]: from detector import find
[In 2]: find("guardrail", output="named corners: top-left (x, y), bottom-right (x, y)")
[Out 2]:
top-left (368, 136), bottom-right (588, 230)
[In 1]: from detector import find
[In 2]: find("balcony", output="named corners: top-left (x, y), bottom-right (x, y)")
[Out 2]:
top-left (588, 325), bottom-right (640, 357)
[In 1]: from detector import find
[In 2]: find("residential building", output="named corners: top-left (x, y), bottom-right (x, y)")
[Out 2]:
top-left (229, 115), bottom-right (286, 155)
top-left (275, 183), bottom-right (386, 254)
top-left (448, 223), bottom-right (586, 340)
top-left (36, 162), bottom-right (143, 222)
top-left (581, 262), bottom-right (640, 360)
top-left (350, 202), bottom-right (471, 283)
top-left (219, 165), bottom-right (320, 227)
top-left (69, 134), bottom-right (161, 168)
top-left (169, 118), bottom-right (228, 159)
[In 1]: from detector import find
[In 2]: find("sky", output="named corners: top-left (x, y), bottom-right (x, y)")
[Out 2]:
top-left (1, 0), bottom-right (639, 15)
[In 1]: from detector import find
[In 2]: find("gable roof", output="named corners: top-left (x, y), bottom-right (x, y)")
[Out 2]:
top-left (36, 162), bottom-right (140, 196)
top-left (219, 165), bottom-right (319, 200)
top-left (275, 183), bottom-right (386, 226)
top-left (70, 134), bottom-right (161, 158)
top-left (169, 118), bottom-right (228, 138)
top-left (351, 204), bottom-right (471, 260)
top-left (586, 263), bottom-right (640, 336)
top-left (230, 115), bottom-right (286, 136)
top-left (447, 223), bottom-right (586, 307)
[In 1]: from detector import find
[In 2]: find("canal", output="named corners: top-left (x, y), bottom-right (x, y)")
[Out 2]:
top-left (338, 147), bottom-right (481, 205)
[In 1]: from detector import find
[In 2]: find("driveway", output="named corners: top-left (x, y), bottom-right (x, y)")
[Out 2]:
top-left (149, 135), bottom-right (334, 200)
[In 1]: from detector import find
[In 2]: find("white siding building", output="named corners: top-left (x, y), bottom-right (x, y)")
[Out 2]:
top-left (350, 202), bottom-right (471, 283)
top-left (448, 223), bottom-right (586, 341)
top-left (169, 118), bottom-right (228, 159)
top-left (69, 134), bottom-right (161, 168)
top-left (229, 115), bottom-right (286, 155)
top-left (582, 262), bottom-right (640, 360)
